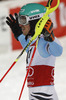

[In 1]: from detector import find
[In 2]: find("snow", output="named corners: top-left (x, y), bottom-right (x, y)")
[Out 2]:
top-left (0, 36), bottom-right (66, 100)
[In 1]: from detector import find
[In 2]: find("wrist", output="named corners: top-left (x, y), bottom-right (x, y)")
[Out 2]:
top-left (44, 31), bottom-right (55, 42)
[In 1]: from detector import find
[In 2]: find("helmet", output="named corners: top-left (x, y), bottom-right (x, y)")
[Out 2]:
top-left (18, 3), bottom-right (47, 25)
top-left (19, 3), bottom-right (46, 16)
top-left (18, 3), bottom-right (47, 37)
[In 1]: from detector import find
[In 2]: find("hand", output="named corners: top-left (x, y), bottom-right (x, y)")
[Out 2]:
top-left (42, 19), bottom-right (55, 42)
top-left (6, 13), bottom-right (22, 40)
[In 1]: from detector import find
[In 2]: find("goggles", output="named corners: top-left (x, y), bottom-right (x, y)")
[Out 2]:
top-left (18, 13), bottom-right (45, 25)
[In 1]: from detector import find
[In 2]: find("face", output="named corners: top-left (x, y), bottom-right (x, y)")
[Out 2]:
top-left (19, 24), bottom-right (30, 35)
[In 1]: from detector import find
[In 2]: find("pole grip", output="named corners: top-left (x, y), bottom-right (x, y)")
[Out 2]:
top-left (46, 0), bottom-right (53, 7)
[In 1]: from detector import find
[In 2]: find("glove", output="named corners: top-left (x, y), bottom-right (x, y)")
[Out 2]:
top-left (6, 13), bottom-right (22, 40)
top-left (42, 19), bottom-right (55, 42)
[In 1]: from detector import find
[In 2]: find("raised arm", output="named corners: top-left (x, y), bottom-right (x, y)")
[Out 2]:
top-left (37, 19), bottom-right (63, 58)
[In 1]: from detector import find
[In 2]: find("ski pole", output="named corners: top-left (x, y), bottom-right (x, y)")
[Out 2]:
top-left (18, 43), bottom-right (37, 100)
top-left (0, 39), bottom-right (33, 83)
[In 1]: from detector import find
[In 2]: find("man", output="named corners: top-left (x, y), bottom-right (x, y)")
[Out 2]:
top-left (6, 3), bottom-right (63, 100)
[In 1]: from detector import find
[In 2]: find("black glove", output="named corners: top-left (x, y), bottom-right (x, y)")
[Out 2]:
top-left (41, 19), bottom-right (55, 42)
top-left (6, 13), bottom-right (22, 40)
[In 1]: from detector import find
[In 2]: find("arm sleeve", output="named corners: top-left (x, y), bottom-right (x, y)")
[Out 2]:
top-left (49, 37), bottom-right (63, 56)
top-left (37, 37), bottom-right (63, 58)
top-left (18, 34), bottom-right (29, 52)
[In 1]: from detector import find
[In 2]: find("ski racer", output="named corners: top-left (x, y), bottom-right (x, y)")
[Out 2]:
top-left (6, 3), bottom-right (63, 100)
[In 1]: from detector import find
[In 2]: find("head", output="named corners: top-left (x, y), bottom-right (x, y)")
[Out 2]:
top-left (18, 3), bottom-right (47, 36)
